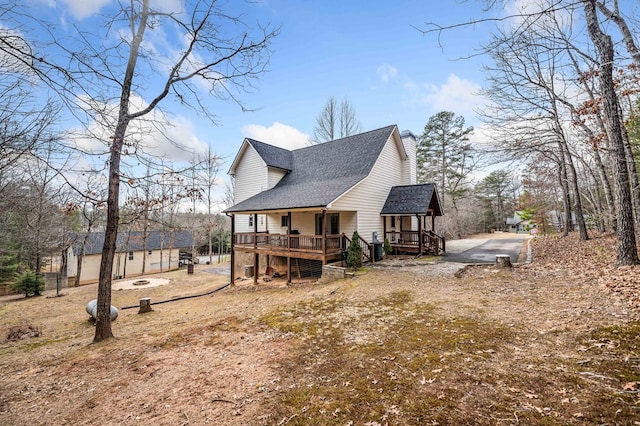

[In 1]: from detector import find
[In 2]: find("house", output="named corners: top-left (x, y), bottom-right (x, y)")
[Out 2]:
top-left (66, 230), bottom-right (193, 286)
top-left (224, 125), bottom-right (444, 284)
top-left (506, 212), bottom-right (534, 233)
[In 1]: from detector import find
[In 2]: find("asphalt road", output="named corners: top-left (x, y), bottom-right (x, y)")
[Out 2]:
top-left (442, 235), bottom-right (528, 264)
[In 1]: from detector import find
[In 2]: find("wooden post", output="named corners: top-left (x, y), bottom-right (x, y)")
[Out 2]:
top-left (287, 256), bottom-right (291, 285)
top-left (429, 209), bottom-right (435, 232)
top-left (417, 214), bottom-right (423, 257)
top-left (139, 297), bottom-right (152, 314)
top-left (253, 213), bottom-right (258, 248)
top-left (253, 253), bottom-right (259, 284)
top-left (287, 211), bottom-right (292, 249)
top-left (230, 214), bottom-right (235, 285)
top-left (495, 254), bottom-right (512, 268)
top-left (383, 216), bottom-right (387, 243)
top-left (322, 210), bottom-right (327, 262)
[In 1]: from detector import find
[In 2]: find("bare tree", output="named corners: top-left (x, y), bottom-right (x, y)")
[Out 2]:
top-left (419, 0), bottom-right (640, 264)
top-left (1, 1), bottom-right (278, 341)
top-left (200, 147), bottom-right (223, 264)
top-left (583, 0), bottom-right (638, 264)
top-left (313, 96), bottom-right (361, 142)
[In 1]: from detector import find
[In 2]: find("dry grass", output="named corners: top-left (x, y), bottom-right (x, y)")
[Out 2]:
top-left (1, 233), bottom-right (640, 425)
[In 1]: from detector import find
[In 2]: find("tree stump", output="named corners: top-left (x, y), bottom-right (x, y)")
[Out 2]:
top-left (495, 254), bottom-right (512, 268)
top-left (138, 297), bottom-right (153, 314)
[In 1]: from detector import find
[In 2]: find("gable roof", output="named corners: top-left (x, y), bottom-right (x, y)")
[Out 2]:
top-left (246, 138), bottom-right (293, 171)
top-left (227, 138), bottom-right (294, 175)
top-left (225, 125), bottom-right (399, 213)
top-left (380, 183), bottom-right (443, 216)
top-left (71, 230), bottom-right (193, 256)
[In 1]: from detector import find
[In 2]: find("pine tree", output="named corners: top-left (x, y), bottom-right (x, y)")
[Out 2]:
top-left (10, 270), bottom-right (44, 297)
top-left (346, 231), bottom-right (363, 270)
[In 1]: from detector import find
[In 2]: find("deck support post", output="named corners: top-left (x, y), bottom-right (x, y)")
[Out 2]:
top-left (253, 253), bottom-right (259, 284)
top-left (287, 256), bottom-right (291, 285)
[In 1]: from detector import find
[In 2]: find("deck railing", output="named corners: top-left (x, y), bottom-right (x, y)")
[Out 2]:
top-left (233, 232), bottom-right (344, 254)
top-left (385, 230), bottom-right (445, 255)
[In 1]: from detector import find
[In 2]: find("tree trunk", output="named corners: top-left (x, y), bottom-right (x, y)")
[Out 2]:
top-left (593, 146), bottom-right (616, 231)
top-left (562, 141), bottom-right (589, 240)
top-left (94, 0), bottom-right (150, 342)
top-left (621, 121), bottom-right (640, 230)
top-left (557, 159), bottom-right (572, 237)
top-left (583, 0), bottom-right (638, 265)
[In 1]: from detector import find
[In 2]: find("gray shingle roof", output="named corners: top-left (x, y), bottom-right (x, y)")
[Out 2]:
top-left (380, 183), bottom-right (442, 216)
top-left (225, 125), bottom-right (398, 213)
top-left (71, 230), bottom-right (193, 256)
top-left (246, 138), bottom-right (293, 171)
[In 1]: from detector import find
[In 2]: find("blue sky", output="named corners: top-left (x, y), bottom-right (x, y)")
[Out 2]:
top-left (215, 0), bottom-right (494, 153)
top-left (13, 0), bottom-right (505, 206)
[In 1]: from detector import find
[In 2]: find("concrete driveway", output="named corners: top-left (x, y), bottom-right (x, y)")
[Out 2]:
top-left (442, 233), bottom-right (530, 264)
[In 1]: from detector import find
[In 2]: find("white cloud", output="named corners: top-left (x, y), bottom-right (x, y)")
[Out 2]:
top-left (60, 0), bottom-right (112, 20)
top-left (504, 0), bottom-right (572, 30)
top-left (241, 122), bottom-right (312, 150)
top-left (70, 94), bottom-right (208, 163)
top-left (376, 63), bottom-right (398, 84)
top-left (419, 74), bottom-right (483, 116)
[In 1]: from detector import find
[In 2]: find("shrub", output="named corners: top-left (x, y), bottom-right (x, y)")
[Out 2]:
top-left (383, 237), bottom-right (393, 255)
top-left (347, 231), bottom-right (363, 270)
top-left (9, 270), bottom-right (44, 297)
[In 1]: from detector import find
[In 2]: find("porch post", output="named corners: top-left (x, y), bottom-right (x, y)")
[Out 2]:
top-left (253, 213), bottom-right (258, 249)
top-left (418, 214), bottom-right (423, 257)
top-left (322, 210), bottom-right (327, 263)
top-left (253, 213), bottom-right (258, 284)
top-left (287, 210), bottom-right (292, 285)
top-left (230, 214), bottom-right (235, 285)
top-left (287, 211), bottom-right (292, 249)
top-left (431, 211), bottom-right (435, 232)
top-left (383, 216), bottom-right (387, 242)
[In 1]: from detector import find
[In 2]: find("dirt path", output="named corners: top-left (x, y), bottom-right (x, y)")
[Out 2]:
top-left (1, 233), bottom-right (638, 425)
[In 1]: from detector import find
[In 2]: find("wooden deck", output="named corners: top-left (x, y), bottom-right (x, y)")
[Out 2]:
top-left (233, 232), bottom-right (346, 262)
top-left (386, 230), bottom-right (445, 255)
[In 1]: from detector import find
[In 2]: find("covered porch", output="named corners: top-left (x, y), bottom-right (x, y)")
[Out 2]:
top-left (228, 209), bottom-right (372, 285)
top-left (381, 183), bottom-right (445, 256)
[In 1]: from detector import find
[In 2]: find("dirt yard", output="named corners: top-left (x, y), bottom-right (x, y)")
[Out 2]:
top-left (1, 233), bottom-right (639, 425)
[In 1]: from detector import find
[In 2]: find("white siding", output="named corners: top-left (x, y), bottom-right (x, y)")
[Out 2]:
top-left (267, 167), bottom-right (287, 189)
top-left (331, 135), bottom-right (405, 242)
top-left (292, 212), bottom-right (316, 234)
top-left (401, 133), bottom-right (417, 185)
top-left (339, 211), bottom-right (357, 238)
top-left (233, 144), bottom-right (268, 204)
top-left (67, 248), bottom-right (181, 286)
top-left (233, 143), bottom-right (268, 233)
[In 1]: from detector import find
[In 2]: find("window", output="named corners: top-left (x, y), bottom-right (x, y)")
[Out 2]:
top-left (248, 215), bottom-right (253, 228)
top-left (128, 251), bottom-right (134, 261)
top-left (281, 215), bottom-right (289, 227)
top-left (148, 250), bottom-right (152, 255)
top-left (390, 216), bottom-right (396, 228)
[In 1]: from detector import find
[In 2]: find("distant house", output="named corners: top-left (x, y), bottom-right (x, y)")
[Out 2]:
top-left (66, 230), bottom-right (193, 286)
top-left (506, 212), bottom-right (534, 233)
top-left (224, 125), bottom-right (444, 284)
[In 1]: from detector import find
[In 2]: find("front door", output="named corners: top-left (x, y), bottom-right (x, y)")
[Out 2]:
top-left (315, 213), bottom-right (340, 235)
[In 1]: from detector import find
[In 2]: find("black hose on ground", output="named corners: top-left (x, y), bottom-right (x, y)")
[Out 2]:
top-left (120, 281), bottom-right (232, 310)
